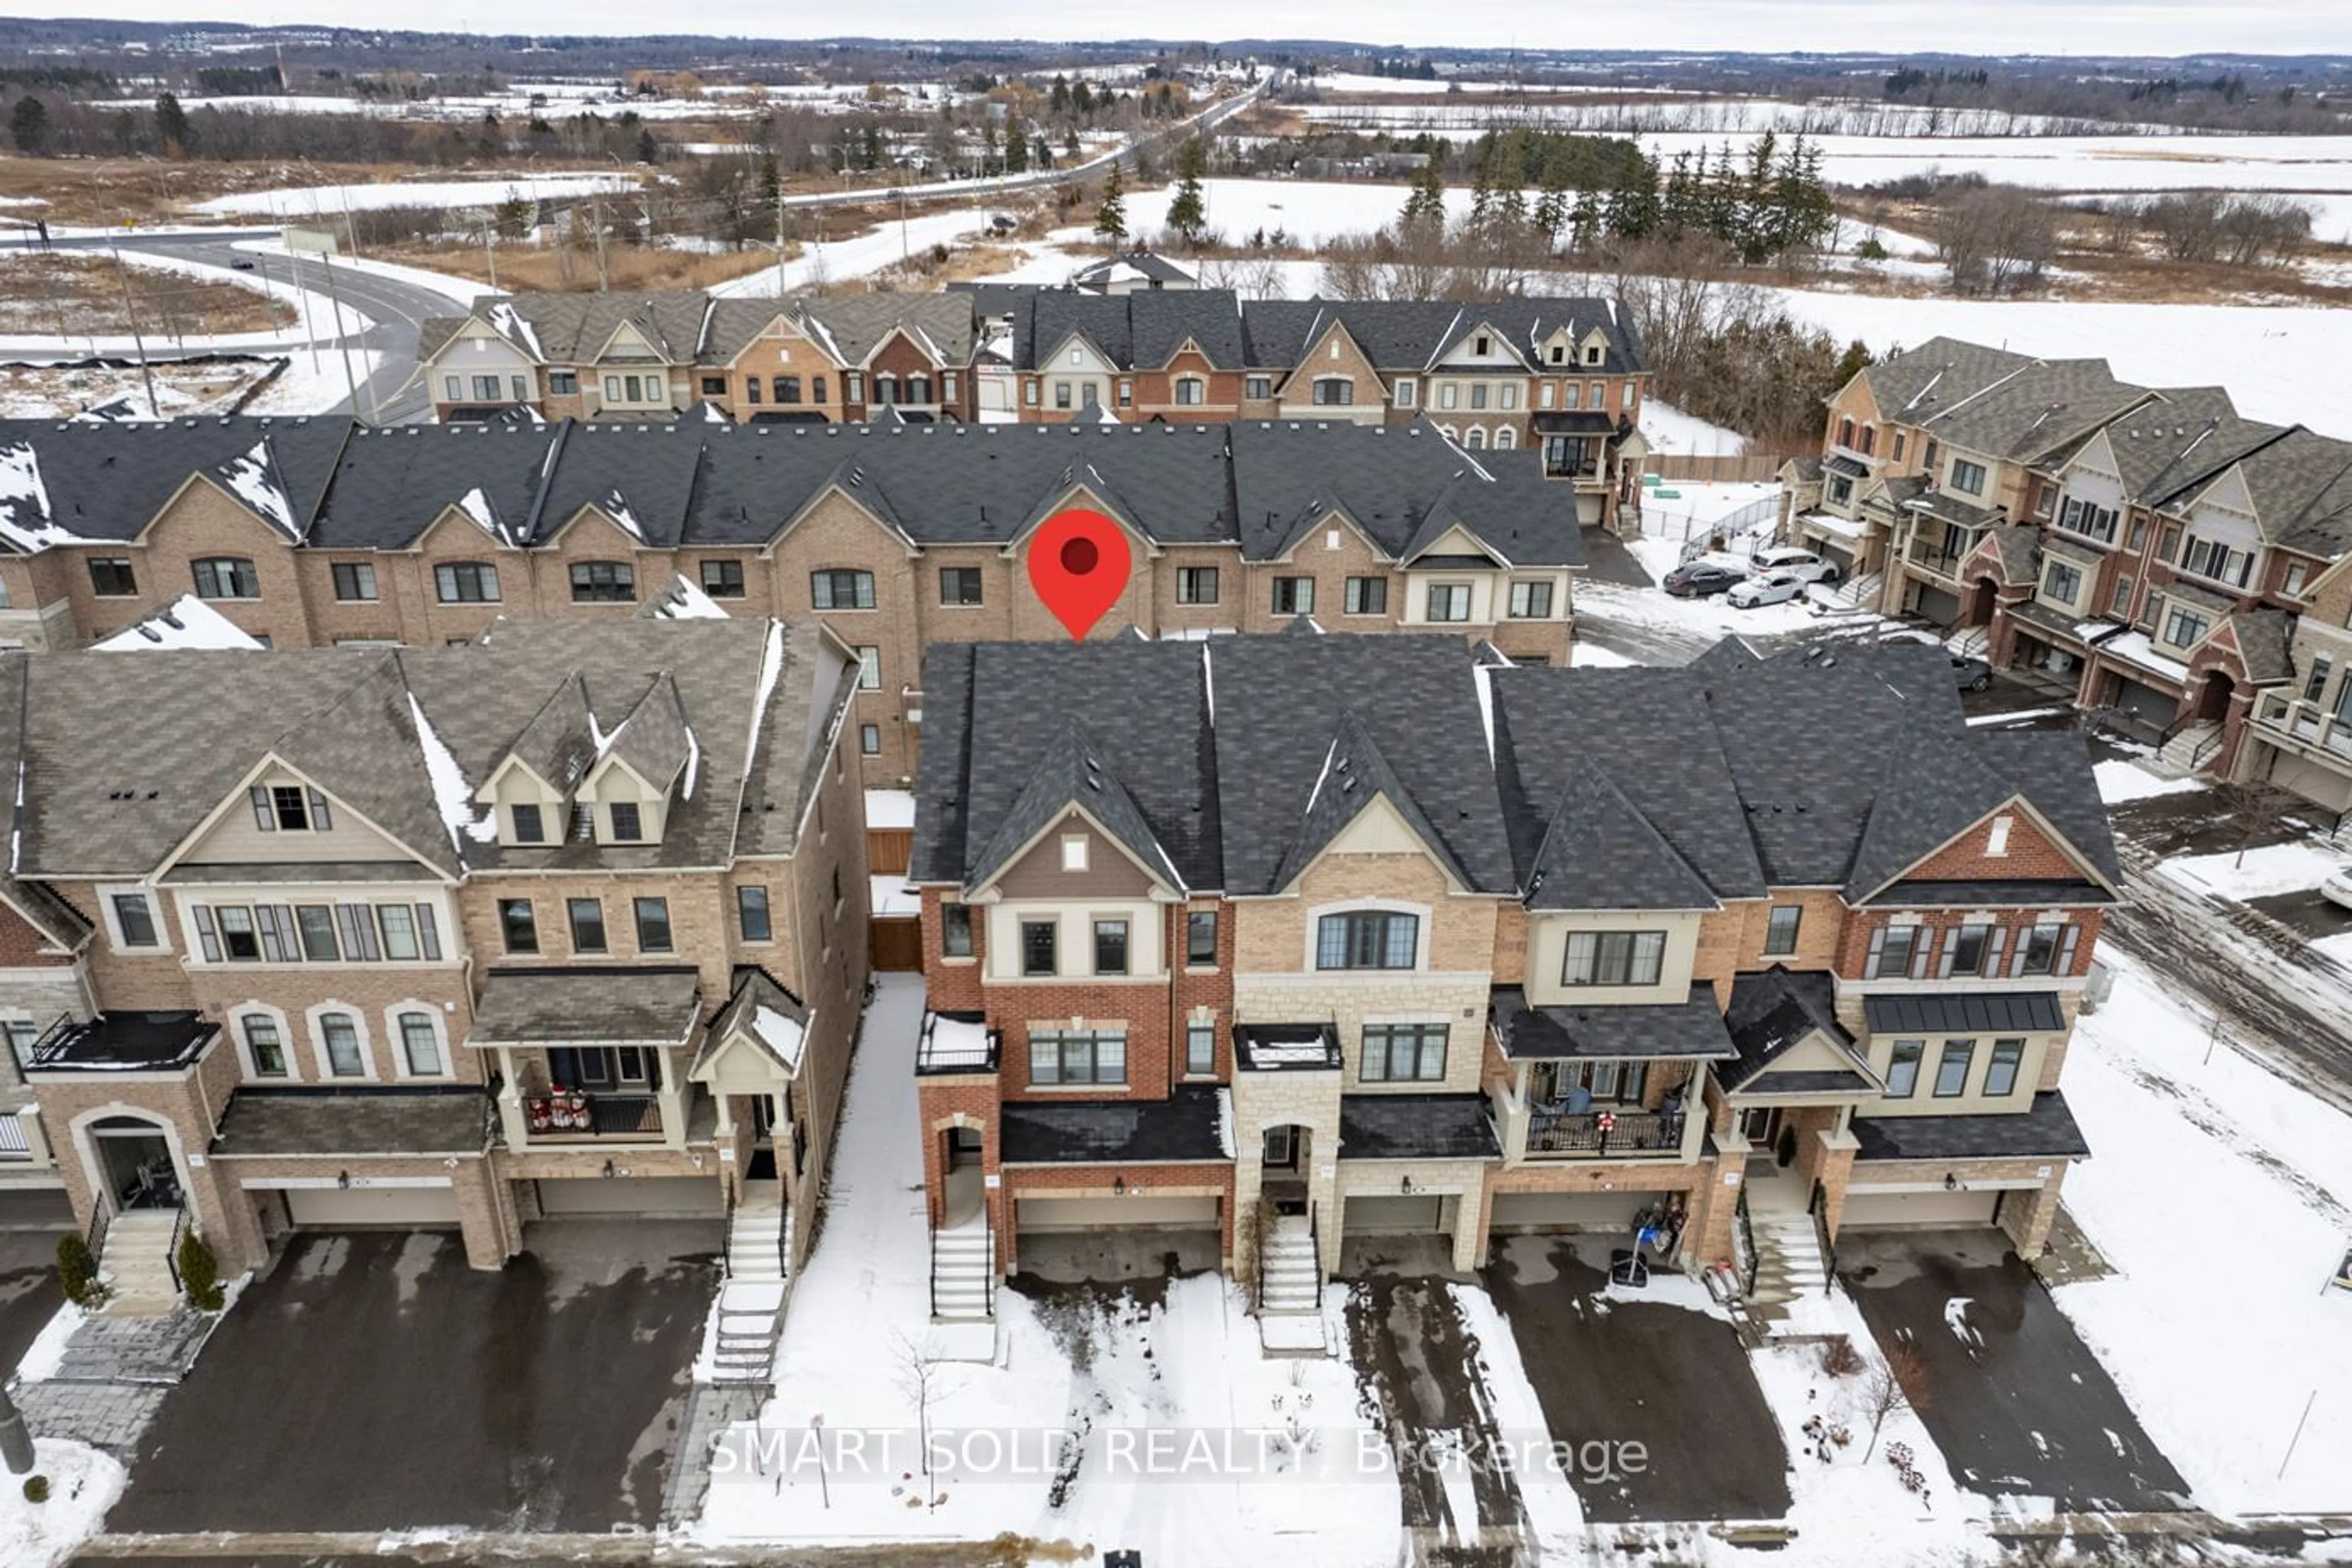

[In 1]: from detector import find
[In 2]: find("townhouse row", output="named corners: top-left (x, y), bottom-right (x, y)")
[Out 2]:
top-left (0, 618), bottom-right (870, 1293)
top-left (419, 287), bottom-right (1651, 527)
top-left (905, 630), bottom-right (2117, 1340)
top-left (1781, 336), bottom-right (2352, 810)
top-left (0, 415), bottom-right (1591, 786)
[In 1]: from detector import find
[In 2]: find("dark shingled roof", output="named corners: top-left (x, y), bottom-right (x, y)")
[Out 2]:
top-left (212, 1086), bottom-right (494, 1156)
top-left (1723, 968), bottom-right (1875, 1095)
top-left (998, 1084), bottom-right (1231, 1164)
top-left (471, 967), bottom-right (704, 1046)
top-left (1490, 986), bottom-right (1738, 1061)
top-left (1861, 991), bottom-right (2067, 1035)
top-left (1862, 879), bottom-right (2116, 908)
top-left (1338, 1094), bottom-right (1501, 1161)
top-left (28, 1011), bottom-right (216, 1072)
top-left (1852, 1091), bottom-right (2090, 1162)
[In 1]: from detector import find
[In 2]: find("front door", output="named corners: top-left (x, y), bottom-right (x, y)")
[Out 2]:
top-left (1738, 1106), bottom-right (1781, 1152)
top-left (91, 1120), bottom-right (181, 1212)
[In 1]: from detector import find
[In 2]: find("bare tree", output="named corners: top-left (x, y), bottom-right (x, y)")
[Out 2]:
top-left (1934, 185), bottom-right (2055, 296)
top-left (1863, 1342), bottom-right (1932, 1461)
top-left (894, 1332), bottom-right (953, 1510)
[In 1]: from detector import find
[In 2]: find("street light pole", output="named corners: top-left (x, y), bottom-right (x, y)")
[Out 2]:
top-left (108, 244), bottom-right (160, 420)
top-left (0, 1374), bottom-right (33, 1475)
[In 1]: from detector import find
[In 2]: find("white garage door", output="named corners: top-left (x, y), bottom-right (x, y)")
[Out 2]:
top-left (1343, 1194), bottom-right (1455, 1235)
top-left (1840, 1189), bottom-right (2003, 1229)
top-left (536, 1176), bottom-right (725, 1218)
top-left (1490, 1191), bottom-right (1655, 1232)
top-left (1017, 1196), bottom-right (1219, 1232)
top-left (284, 1185), bottom-right (461, 1228)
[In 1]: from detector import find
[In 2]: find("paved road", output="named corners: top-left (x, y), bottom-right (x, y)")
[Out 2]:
top-left (0, 1227), bottom-right (66, 1378)
top-left (50, 230), bottom-right (452, 423)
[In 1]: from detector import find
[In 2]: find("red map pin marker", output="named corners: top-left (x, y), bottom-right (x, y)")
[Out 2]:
top-left (1028, 507), bottom-right (1131, 641)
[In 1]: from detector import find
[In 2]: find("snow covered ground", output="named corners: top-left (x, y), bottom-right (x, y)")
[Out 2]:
top-left (2052, 951), bottom-right (2352, 1514)
top-left (709, 208), bottom-right (994, 298)
top-left (2092, 760), bottom-right (2205, 806)
top-left (0, 1440), bottom-right (126, 1568)
top-left (1639, 398), bottom-right (1748, 458)
top-left (190, 172), bottom-right (641, 219)
top-left (2154, 839), bottom-right (2344, 902)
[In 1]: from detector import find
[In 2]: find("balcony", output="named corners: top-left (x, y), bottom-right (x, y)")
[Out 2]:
top-left (522, 1091), bottom-right (664, 1141)
top-left (917, 1010), bottom-right (998, 1075)
top-left (1904, 537), bottom-right (1973, 583)
top-left (2253, 693), bottom-right (2352, 765)
top-left (1525, 1108), bottom-right (1686, 1159)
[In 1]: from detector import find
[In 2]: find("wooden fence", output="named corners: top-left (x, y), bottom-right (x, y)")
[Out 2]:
top-left (1642, 453), bottom-right (1787, 483)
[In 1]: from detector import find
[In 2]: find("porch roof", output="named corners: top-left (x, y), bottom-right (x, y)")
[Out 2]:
top-left (469, 965), bottom-right (703, 1048)
top-left (1852, 1090), bottom-right (2090, 1163)
top-left (1530, 410), bottom-right (1618, 435)
top-left (1338, 1093), bottom-right (1500, 1161)
top-left (1861, 990), bottom-right (2066, 1036)
top-left (29, 1011), bottom-right (216, 1073)
top-left (211, 1086), bottom-right (495, 1158)
top-left (998, 1084), bottom-right (1233, 1165)
top-left (1861, 878), bottom-right (2117, 908)
top-left (1823, 454), bottom-right (1870, 478)
top-left (1905, 489), bottom-right (2003, 530)
top-left (1488, 985), bottom-right (1738, 1062)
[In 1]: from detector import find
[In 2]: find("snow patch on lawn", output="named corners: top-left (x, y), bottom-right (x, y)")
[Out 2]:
top-left (2093, 760), bottom-right (2205, 805)
top-left (863, 788), bottom-right (916, 830)
top-left (1640, 398), bottom-right (1748, 458)
top-left (0, 1439), bottom-right (125, 1568)
top-left (2155, 839), bottom-right (2342, 900)
top-left (2052, 949), bottom-right (2352, 1513)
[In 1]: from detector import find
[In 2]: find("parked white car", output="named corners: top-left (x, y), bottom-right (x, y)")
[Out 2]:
top-left (2322, 864), bottom-right (2352, 911)
top-left (1749, 546), bottom-right (1841, 585)
top-left (1727, 569), bottom-right (1809, 608)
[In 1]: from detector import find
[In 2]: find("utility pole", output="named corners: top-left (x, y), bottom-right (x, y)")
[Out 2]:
top-left (0, 1375), bottom-right (31, 1476)
top-left (109, 246), bottom-right (160, 420)
top-left (317, 251), bottom-right (364, 423)
top-left (590, 192), bottom-right (610, 292)
top-left (485, 230), bottom-right (499, 292)
top-left (775, 194), bottom-right (788, 300)
top-left (287, 244), bottom-right (320, 375)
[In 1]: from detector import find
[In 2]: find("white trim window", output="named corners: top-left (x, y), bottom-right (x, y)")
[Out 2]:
top-left (1561, 930), bottom-right (1667, 987)
top-left (388, 1004), bottom-right (449, 1079)
top-left (1360, 1022), bottom-right (1447, 1082)
top-left (1028, 1028), bottom-right (1126, 1087)
top-left (235, 1006), bottom-right (292, 1079)
top-left (99, 886), bottom-right (167, 954)
top-left (309, 1005), bottom-right (373, 1080)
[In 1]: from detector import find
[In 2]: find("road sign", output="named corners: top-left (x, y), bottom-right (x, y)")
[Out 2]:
top-left (285, 225), bottom-right (340, 256)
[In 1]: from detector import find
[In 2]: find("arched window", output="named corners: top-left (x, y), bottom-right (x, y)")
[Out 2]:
top-left (1494, 426), bottom-right (1517, 450)
top-left (1464, 427), bottom-right (1487, 450)
top-left (1175, 376), bottom-right (1205, 407)
top-left (317, 1011), bottom-right (365, 1077)
top-left (238, 1011), bottom-right (288, 1078)
top-left (908, 374), bottom-right (933, 405)
top-left (396, 1010), bottom-right (443, 1077)
top-left (873, 375), bottom-right (898, 406)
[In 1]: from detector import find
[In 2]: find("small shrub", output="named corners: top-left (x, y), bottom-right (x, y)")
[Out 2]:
top-left (56, 1232), bottom-right (104, 1308)
top-left (178, 1227), bottom-right (225, 1312)
top-left (23, 1475), bottom-right (49, 1504)
top-left (1856, 237), bottom-right (1890, 261)
top-left (1820, 1336), bottom-right (1866, 1378)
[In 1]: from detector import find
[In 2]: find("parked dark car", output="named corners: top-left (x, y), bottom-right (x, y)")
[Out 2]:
top-left (1663, 561), bottom-right (1743, 598)
top-left (1951, 653), bottom-right (1994, 692)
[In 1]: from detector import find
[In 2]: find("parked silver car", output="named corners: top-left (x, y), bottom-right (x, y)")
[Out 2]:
top-left (1749, 546), bottom-right (1842, 585)
top-left (1726, 569), bottom-right (1809, 608)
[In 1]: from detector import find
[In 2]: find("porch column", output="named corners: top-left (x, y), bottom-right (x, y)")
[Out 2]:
top-left (656, 1048), bottom-right (688, 1150)
top-left (494, 1046), bottom-right (527, 1148)
top-left (1678, 1082), bottom-right (1710, 1164)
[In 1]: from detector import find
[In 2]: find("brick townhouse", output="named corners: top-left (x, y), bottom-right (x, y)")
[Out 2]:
top-left (418, 291), bottom-right (980, 425)
top-left (0, 617), bottom-right (867, 1305)
top-left (1783, 336), bottom-right (2352, 809)
top-left (0, 416), bottom-right (1589, 787)
top-left (905, 629), bottom-right (2118, 1340)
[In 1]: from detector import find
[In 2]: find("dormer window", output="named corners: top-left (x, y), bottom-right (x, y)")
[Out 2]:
top-left (1474, 334), bottom-right (1490, 355)
top-left (610, 802), bottom-right (643, 842)
top-left (1583, 344), bottom-right (1603, 366)
top-left (511, 803), bottom-right (545, 843)
top-left (1548, 345), bottom-right (1564, 364)
top-left (251, 784), bottom-right (333, 834)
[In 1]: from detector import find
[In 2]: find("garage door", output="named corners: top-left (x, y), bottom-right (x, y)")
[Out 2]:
top-left (2111, 677), bottom-right (2179, 728)
top-left (536, 1176), bottom-right (725, 1218)
top-left (1840, 1189), bottom-right (2003, 1229)
top-left (1912, 586), bottom-right (1961, 626)
top-left (1343, 1194), bottom-right (1455, 1234)
top-left (284, 1185), bottom-right (461, 1228)
top-left (1490, 1191), bottom-right (1655, 1232)
top-left (2268, 751), bottom-right (2352, 813)
top-left (1017, 1196), bottom-right (1219, 1232)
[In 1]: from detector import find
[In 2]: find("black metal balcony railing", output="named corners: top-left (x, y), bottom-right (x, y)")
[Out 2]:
top-left (524, 1091), bottom-right (662, 1140)
top-left (1526, 1108), bottom-right (1685, 1159)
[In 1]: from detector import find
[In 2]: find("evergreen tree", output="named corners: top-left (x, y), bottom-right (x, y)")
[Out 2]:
top-left (1166, 137), bottom-right (1208, 246)
top-left (1050, 74), bottom-right (1071, 115)
top-left (1660, 150), bottom-right (1695, 235)
top-left (1003, 111), bottom-right (1029, 173)
top-left (1609, 156), bottom-right (1661, 239)
top-left (1093, 162), bottom-right (1128, 249)
top-left (636, 127), bottom-right (660, 165)
top-left (1400, 159), bottom-right (1447, 234)
top-left (1532, 181), bottom-right (1569, 247)
top-left (9, 94), bottom-right (48, 154)
top-left (1072, 80), bottom-right (1095, 114)
top-left (1569, 187), bottom-right (1601, 254)
top-left (154, 91), bottom-right (190, 154)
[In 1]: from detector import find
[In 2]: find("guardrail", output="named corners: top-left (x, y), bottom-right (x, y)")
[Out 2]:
top-left (1733, 1183), bottom-right (1758, 1298)
top-left (165, 1205), bottom-right (188, 1297)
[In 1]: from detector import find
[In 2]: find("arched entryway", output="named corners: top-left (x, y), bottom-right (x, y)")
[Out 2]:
top-left (82, 1112), bottom-right (184, 1215)
top-left (1259, 1122), bottom-right (1311, 1215)
top-left (1965, 576), bottom-right (1999, 627)
top-left (939, 1121), bottom-right (986, 1225)
top-left (2197, 669), bottom-right (2236, 724)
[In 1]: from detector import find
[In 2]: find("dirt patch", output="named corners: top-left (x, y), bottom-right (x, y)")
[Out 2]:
top-left (379, 237), bottom-right (790, 294)
top-left (0, 154), bottom-right (407, 227)
top-left (0, 251), bottom-right (293, 337)
top-left (0, 357), bottom-right (279, 420)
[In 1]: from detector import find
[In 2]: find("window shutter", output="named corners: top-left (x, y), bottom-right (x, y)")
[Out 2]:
top-left (1983, 926), bottom-right (2008, 977)
top-left (255, 905), bottom-right (287, 964)
top-left (307, 789), bottom-right (333, 832)
top-left (249, 785), bottom-right (276, 831)
top-left (2010, 932), bottom-right (2030, 978)
top-left (193, 905), bottom-right (221, 963)
top-left (1910, 929), bottom-right (1935, 979)
top-left (415, 903), bottom-right (442, 962)
top-left (1864, 926), bottom-right (1887, 980)
top-left (2057, 924), bottom-right (2081, 974)
top-left (339, 903), bottom-right (380, 962)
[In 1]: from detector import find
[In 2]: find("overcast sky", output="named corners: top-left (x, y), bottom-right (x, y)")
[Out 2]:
top-left (81, 3), bottom-right (2352, 61)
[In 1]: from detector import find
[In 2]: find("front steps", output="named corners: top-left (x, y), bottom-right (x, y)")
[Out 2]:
top-left (96, 1210), bottom-right (184, 1318)
top-left (2153, 720), bottom-right (2223, 778)
top-left (1746, 1205), bottom-right (1828, 1336)
top-left (1258, 1213), bottom-right (1328, 1354)
top-left (930, 1219), bottom-right (995, 1324)
top-left (705, 1180), bottom-right (787, 1387)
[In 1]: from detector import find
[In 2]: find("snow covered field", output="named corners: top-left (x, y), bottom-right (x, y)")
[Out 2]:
top-left (0, 1441), bottom-right (124, 1568)
top-left (1639, 398), bottom-right (1748, 458)
top-left (191, 172), bottom-right (640, 219)
top-left (2053, 951), bottom-right (2352, 1513)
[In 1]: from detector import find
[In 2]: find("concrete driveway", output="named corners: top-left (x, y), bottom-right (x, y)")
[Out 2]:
top-left (1483, 1234), bottom-right (1791, 1523)
top-left (1838, 1229), bottom-right (2190, 1513)
top-left (107, 1219), bottom-right (721, 1534)
top-left (0, 1224), bottom-right (68, 1378)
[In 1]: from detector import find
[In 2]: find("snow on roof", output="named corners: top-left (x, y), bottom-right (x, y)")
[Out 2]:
top-left (869, 873), bottom-right (919, 918)
top-left (743, 619), bottom-right (787, 790)
top-left (601, 487), bottom-right (644, 541)
top-left (682, 724), bottom-right (701, 800)
top-left (0, 438), bottom-right (92, 552)
top-left (1215, 1086), bottom-right (1235, 1159)
top-left (919, 1011), bottom-right (993, 1069)
top-left (406, 692), bottom-right (499, 855)
top-left (750, 1003), bottom-right (807, 1073)
top-left (453, 485), bottom-right (514, 547)
top-left (650, 572), bottom-right (729, 620)
top-left (799, 310), bottom-right (842, 364)
top-left (91, 594), bottom-right (265, 651)
top-left (219, 439), bottom-right (300, 541)
top-left (863, 788), bottom-right (916, 829)
top-left (1472, 662), bottom-right (1495, 764)
top-left (488, 300), bottom-right (543, 360)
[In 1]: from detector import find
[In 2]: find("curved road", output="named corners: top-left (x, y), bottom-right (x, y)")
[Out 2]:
top-left (50, 228), bottom-right (455, 423)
